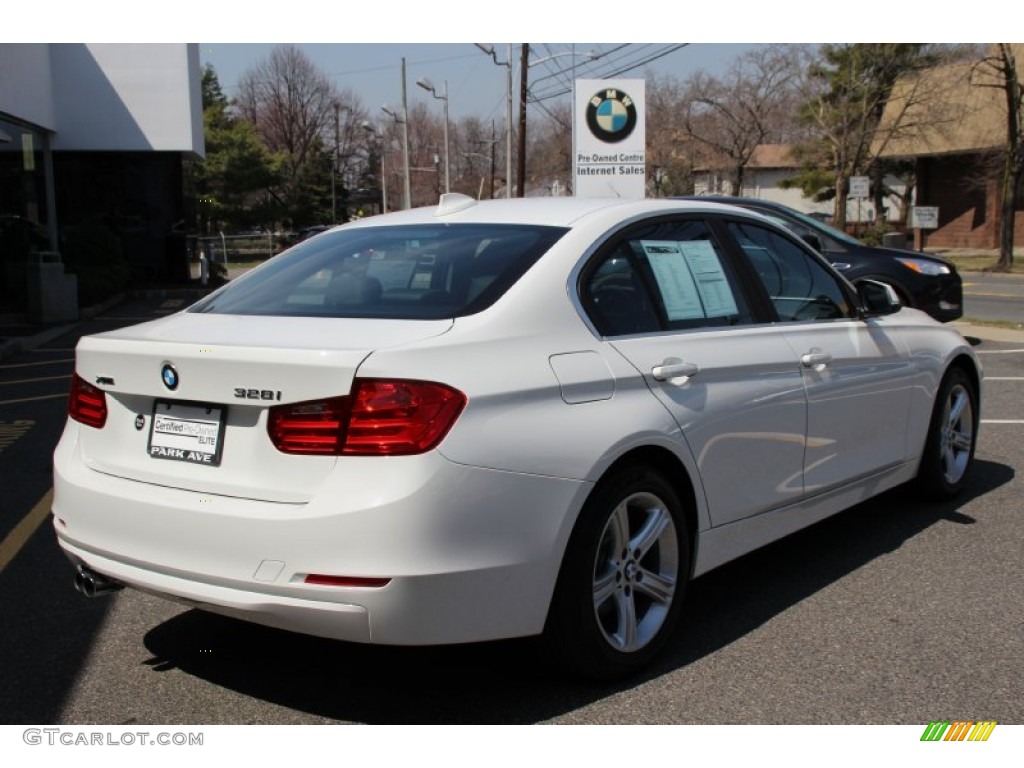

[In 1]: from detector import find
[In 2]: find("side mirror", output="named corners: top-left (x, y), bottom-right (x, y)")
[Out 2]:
top-left (801, 233), bottom-right (824, 252)
top-left (855, 279), bottom-right (901, 317)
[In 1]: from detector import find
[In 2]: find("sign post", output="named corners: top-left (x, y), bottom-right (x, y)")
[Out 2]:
top-left (849, 176), bottom-right (869, 226)
top-left (911, 206), bottom-right (939, 250)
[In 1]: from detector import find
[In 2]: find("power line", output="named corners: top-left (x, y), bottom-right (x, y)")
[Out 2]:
top-left (530, 44), bottom-right (690, 102)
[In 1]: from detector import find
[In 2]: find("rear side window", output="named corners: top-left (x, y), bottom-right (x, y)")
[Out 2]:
top-left (581, 218), bottom-right (755, 336)
top-left (190, 224), bottom-right (567, 320)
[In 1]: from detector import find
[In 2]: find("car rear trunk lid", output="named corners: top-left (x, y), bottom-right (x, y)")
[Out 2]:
top-left (71, 313), bottom-right (453, 503)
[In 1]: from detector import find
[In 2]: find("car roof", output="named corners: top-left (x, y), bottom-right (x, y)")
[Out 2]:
top-left (340, 194), bottom-right (769, 231)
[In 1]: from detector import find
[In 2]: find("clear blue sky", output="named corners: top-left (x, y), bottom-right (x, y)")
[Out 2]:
top-left (15, 1), bottom-right (985, 125)
top-left (200, 44), bottom-right (763, 125)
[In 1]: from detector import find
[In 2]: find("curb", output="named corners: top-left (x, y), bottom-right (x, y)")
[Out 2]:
top-left (0, 287), bottom-right (216, 362)
top-left (952, 321), bottom-right (1024, 344)
top-left (0, 323), bottom-right (79, 361)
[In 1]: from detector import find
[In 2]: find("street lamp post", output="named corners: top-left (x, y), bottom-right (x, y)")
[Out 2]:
top-left (382, 57), bottom-right (412, 209)
top-left (381, 101), bottom-right (411, 210)
top-left (474, 44), bottom-right (513, 199)
top-left (361, 121), bottom-right (388, 213)
top-left (416, 77), bottom-right (450, 194)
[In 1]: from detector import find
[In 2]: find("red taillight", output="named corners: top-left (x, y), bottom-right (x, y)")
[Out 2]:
top-left (345, 379), bottom-right (466, 455)
top-left (68, 375), bottom-right (108, 429)
top-left (267, 396), bottom-right (349, 455)
top-left (267, 379), bottom-right (466, 457)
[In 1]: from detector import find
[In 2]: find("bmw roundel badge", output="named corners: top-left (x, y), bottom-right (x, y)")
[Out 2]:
top-left (161, 363), bottom-right (179, 391)
top-left (586, 88), bottom-right (637, 144)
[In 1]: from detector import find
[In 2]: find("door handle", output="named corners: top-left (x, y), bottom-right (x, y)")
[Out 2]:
top-left (801, 350), bottom-right (832, 370)
top-left (652, 358), bottom-right (699, 382)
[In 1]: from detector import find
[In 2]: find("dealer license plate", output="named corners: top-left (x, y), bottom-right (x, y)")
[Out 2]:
top-left (148, 401), bottom-right (226, 466)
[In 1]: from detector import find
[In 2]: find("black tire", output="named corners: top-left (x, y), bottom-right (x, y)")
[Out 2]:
top-left (915, 367), bottom-right (978, 500)
top-left (544, 465), bottom-right (690, 680)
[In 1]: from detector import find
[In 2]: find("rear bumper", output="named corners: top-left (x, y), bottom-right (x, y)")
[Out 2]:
top-left (53, 432), bottom-right (591, 645)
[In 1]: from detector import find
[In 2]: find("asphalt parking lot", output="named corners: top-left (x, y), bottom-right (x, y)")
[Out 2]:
top-left (0, 294), bottom-right (1021, 726)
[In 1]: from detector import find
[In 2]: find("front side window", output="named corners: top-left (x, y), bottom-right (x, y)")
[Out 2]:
top-left (581, 218), bottom-right (754, 336)
top-left (190, 224), bottom-right (567, 320)
top-left (727, 221), bottom-right (853, 322)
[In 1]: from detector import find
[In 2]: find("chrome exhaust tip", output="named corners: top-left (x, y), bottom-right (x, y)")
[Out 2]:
top-left (73, 566), bottom-right (124, 598)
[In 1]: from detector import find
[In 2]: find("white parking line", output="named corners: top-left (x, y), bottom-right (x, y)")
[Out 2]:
top-left (976, 349), bottom-right (1024, 354)
top-left (0, 359), bottom-right (73, 370)
top-left (984, 377), bottom-right (1024, 380)
top-left (0, 375), bottom-right (70, 386)
top-left (0, 393), bottom-right (68, 406)
top-left (981, 420), bottom-right (1024, 424)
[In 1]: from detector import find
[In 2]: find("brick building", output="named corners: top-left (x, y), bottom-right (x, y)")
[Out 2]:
top-left (877, 46), bottom-right (1024, 250)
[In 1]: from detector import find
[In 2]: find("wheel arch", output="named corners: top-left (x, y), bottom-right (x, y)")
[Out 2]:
top-left (542, 443), bottom-right (702, 677)
top-left (948, 352), bottom-right (982, 407)
top-left (588, 445), bottom-right (701, 577)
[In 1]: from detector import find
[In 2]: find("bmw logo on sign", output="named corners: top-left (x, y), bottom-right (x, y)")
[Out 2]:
top-left (161, 363), bottom-right (179, 391)
top-left (586, 88), bottom-right (637, 144)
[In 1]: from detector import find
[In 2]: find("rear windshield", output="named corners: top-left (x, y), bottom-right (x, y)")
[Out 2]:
top-left (190, 223), bottom-right (567, 320)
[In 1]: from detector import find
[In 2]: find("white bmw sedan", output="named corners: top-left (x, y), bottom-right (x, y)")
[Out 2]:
top-left (54, 195), bottom-right (981, 679)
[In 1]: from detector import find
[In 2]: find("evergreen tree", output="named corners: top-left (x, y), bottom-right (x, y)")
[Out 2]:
top-left (189, 65), bottom-right (281, 234)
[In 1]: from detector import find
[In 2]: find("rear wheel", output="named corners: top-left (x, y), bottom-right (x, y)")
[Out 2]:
top-left (915, 367), bottom-right (977, 500)
top-left (545, 466), bottom-right (689, 680)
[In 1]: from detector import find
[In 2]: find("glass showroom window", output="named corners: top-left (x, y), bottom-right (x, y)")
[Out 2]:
top-left (0, 115), bottom-right (54, 312)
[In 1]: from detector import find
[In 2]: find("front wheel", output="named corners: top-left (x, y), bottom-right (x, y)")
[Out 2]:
top-left (545, 466), bottom-right (689, 680)
top-left (915, 367), bottom-right (978, 500)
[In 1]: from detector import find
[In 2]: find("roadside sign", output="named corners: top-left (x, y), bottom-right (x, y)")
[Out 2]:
top-left (911, 206), bottom-right (939, 229)
top-left (574, 79), bottom-right (646, 199)
top-left (849, 176), bottom-right (870, 199)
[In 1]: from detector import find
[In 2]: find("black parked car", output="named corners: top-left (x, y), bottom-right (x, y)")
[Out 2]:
top-left (681, 197), bottom-right (962, 322)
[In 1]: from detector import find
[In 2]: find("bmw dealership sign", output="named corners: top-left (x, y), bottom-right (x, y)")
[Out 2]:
top-left (574, 79), bottom-right (645, 198)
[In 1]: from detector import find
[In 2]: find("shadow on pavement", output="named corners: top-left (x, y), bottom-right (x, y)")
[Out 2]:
top-left (139, 460), bottom-right (1014, 724)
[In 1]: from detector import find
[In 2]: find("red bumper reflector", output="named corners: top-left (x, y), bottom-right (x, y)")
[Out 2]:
top-left (303, 574), bottom-right (391, 588)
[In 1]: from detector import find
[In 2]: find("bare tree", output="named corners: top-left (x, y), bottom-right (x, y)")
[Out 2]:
top-left (972, 44), bottom-right (1023, 271)
top-left (453, 116), bottom-right (504, 199)
top-left (237, 46), bottom-right (334, 171)
top-left (682, 45), bottom-right (806, 193)
top-left (236, 45), bottom-right (365, 225)
top-left (523, 102), bottom-right (573, 195)
top-left (645, 74), bottom-right (697, 197)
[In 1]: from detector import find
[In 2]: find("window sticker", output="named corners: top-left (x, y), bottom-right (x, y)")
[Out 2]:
top-left (641, 241), bottom-right (704, 320)
top-left (641, 240), bottom-right (739, 320)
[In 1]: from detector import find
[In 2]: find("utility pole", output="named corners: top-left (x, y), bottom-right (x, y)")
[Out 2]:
top-left (400, 57), bottom-right (411, 209)
top-left (489, 121), bottom-right (497, 199)
top-left (517, 43), bottom-right (530, 198)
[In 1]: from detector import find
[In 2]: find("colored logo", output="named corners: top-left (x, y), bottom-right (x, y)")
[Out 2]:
top-left (586, 88), bottom-right (637, 144)
top-left (161, 363), bottom-right (179, 391)
top-left (920, 721), bottom-right (997, 741)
